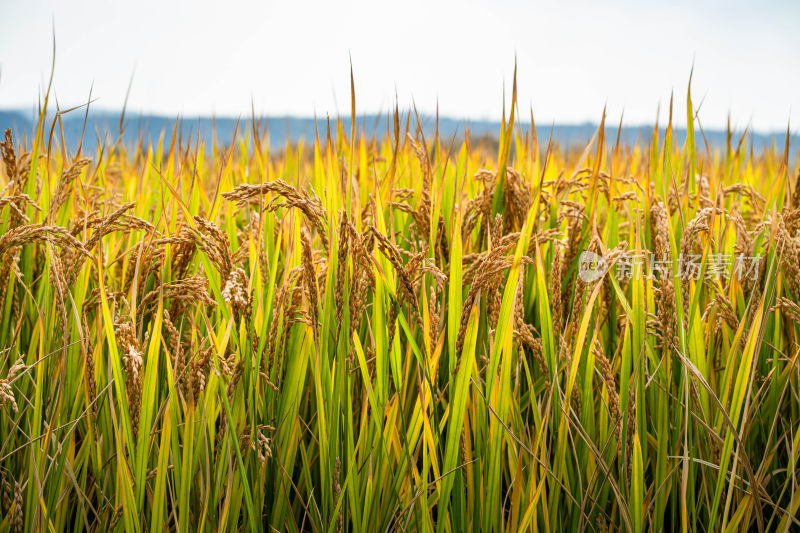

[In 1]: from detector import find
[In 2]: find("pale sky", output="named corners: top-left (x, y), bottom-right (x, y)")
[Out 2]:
top-left (1, 0), bottom-right (798, 132)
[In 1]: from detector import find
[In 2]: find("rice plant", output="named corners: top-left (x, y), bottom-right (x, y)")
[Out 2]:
top-left (0, 79), bottom-right (798, 532)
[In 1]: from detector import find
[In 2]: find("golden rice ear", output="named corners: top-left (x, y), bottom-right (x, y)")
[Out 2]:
top-left (650, 199), bottom-right (675, 352)
top-left (301, 226), bottom-right (320, 341)
top-left (333, 211), bottom-right (349, 330)
top-left (114, 318), bottom-right (144, 439)
top-left (592, 339), bottom-right (621, 445)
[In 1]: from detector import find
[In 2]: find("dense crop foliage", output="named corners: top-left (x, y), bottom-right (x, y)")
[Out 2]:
top-left (0, 83), bottom-right (799, 532)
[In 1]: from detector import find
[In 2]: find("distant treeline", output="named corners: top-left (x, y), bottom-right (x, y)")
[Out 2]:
top-left (0, 108), bottom-right (796, 156)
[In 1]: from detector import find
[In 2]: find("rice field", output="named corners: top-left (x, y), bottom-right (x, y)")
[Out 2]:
top-left (0, 82), bottom-right (799, 532)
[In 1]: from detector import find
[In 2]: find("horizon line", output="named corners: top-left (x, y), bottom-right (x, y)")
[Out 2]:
top-left (0, 106), bottom-right (796, 138)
